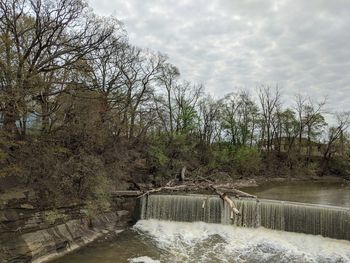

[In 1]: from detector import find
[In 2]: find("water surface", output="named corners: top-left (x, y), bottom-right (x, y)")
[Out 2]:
top-left (52, 229), bottom-right (160, 263)
top-left (242, 181), bottom-right (350, 207)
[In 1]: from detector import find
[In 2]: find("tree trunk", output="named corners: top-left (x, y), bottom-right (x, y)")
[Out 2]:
top-left (3, 101), bottom-right (19, 139)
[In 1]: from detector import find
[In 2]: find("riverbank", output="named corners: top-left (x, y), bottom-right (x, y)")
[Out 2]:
top-left (233, 174), bottom-right (349, 189)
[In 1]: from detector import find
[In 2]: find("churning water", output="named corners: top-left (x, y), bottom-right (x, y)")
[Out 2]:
top-left (132, 219), bottom-right (350, 263)
top-left (53, 219), bottom-right (350, 263)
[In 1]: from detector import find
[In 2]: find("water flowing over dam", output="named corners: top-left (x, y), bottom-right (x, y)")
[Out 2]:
top-left (140, 194), bottom-right (350, 240)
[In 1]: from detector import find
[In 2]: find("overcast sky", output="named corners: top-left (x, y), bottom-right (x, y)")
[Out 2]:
top-left (88, 0), bottom-right (350, 113)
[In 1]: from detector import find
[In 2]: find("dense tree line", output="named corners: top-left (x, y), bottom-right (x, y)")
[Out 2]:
top-left (0, 0), bottom-right (349, 209)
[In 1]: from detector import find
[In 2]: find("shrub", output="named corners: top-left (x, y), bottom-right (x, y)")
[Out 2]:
top-left (327, 156), bottom-right (350, 179)
top-left (148, 145), bottom-right (168, 167)
top-left (19, 142), bottom-right (112, 210)
top-left (206, 147), bottom-right (232, 170)
top-left (234, 147), bottom-right (262, 176)
top-left (44, 209), bottom-right (68, 225)
top-left (56, 153), bottom-right (112, 202)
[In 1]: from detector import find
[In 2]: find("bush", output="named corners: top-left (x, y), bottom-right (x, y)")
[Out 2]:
top-left (234, 147), bottom-right (262, 176)
top-left (206, 146), bottom-right (232, 171)
top-left (148, 145), bottom-right (168, 167)
top-left (147, 133), bottom-right (199, 179)
top-left (17, 141), bottom-right (112, 209)
top-left (44, 209), bottom-right (68, 225)
top-left (56, 153), bottom-right (112, 202)
top-left (327, 156), bottom-right (350, 179)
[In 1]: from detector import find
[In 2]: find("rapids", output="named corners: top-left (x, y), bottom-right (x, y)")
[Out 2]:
top-left (132, 219), bottom-right (350, 263)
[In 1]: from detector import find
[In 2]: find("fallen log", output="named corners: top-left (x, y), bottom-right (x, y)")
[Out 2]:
top-left (137, 184), bottom-right (190, 198)
top-left (214, 183), bottom-right (257, 198)
top-left (231, 188), bottom-right (257, 199)
top-left (113, 191), bottom-right (143, 197)
top-left (213, 188), bottom-right (240, 218)
top-left (135, 178), bottom-right (257, 220)
top-left (137, 179), bottom-right (254, 197)
top-left (214, 187), bottom-right (257, 199)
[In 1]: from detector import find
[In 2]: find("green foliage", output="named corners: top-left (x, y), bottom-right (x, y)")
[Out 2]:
top-left (85, 195), bottom-right (111, 219)
top-left (44, 209), bottom-right (68, 225)
top-left (178, 106), bottom-right (199, 134)
top-left (328, 156), bottom-right (350, 179)
top-left (146, 132), bottom-right (201, 179)
top-left (206, 146), bottom-right (233, 170)
top-left (146, 134), bottom-right (169, 178)
top-left (234, 147), bottom-right (262, 176)
top-left (148, 145), bottom-right (168, 166)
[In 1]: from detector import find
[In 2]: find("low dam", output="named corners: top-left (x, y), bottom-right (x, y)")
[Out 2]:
top-left (50, 191), bottom-right (350, 262)
top-left (140, 194), bottom-right (350, 240)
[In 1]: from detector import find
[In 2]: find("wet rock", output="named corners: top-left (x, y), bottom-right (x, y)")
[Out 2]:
top-left (117, 210), bottom-right (129, 217)
top-left (20, 204), bottom-right (35, 210)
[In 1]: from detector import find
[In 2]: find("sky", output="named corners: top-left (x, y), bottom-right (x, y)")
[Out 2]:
top-left (88, 0), bottom-right (350, 114)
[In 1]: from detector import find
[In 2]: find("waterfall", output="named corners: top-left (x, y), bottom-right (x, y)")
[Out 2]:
top-left (140, 194), bottom-right (350, 240)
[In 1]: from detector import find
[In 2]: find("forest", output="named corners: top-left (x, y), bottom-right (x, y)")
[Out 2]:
top-left (0, 0), bottom-right (349, 211)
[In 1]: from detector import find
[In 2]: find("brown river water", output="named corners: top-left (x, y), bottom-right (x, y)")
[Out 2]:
top-left (53, 181), bottom-right (350, 263)
top-left (242, 180), bottom-right (350, 207)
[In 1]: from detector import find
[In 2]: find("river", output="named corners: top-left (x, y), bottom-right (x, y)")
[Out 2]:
top-left (53, 181), bottom-right (350, 263)
top-left (242, 180), bottom-right (350, 207)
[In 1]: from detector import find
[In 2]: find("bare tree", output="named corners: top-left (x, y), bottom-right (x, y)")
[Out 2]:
top-left (303, 99), bottom-right (326, 161)
top-left (157, 62), bottom-right (180, 135)
top-left (198, 95), bottom-right (221, 145)
top-left (0, 0), bottom-right (114, 138)
top-left (323, 111), bottom-right (350, 161)
top-left (258, 85), bottom-right (281, 152)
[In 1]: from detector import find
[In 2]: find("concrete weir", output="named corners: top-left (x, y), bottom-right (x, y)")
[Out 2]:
top-left (140, 194), bottom-right (350, 241)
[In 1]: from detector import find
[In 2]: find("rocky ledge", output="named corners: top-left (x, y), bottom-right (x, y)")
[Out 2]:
top-left (0, 211), bottom-right (133, 263)
top-left (0, 187), bottom-right (138, 263)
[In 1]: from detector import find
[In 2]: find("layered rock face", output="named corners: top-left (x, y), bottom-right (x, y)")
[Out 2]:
top-left (0, 189), bottom-right (138, 263)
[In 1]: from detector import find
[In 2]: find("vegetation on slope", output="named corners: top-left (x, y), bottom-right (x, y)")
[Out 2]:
top-left (0, 0), bottom-right (349, 212)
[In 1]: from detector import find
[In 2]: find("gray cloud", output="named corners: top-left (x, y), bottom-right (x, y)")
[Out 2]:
top-left (88, 0), bottom-right (350, 112)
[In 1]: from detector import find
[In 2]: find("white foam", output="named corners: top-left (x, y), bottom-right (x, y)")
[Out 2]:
top-left (133, 219), bottom-right (350, 263)
top-left (128, 256), bottom-right (160, 263)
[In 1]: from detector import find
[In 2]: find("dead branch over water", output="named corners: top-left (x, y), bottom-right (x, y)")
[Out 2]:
top-left (127, 176), bottom-right (257, 218)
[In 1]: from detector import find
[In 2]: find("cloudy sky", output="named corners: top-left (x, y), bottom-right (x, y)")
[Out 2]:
top-left (88, 0), bottom-right (350, 112)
